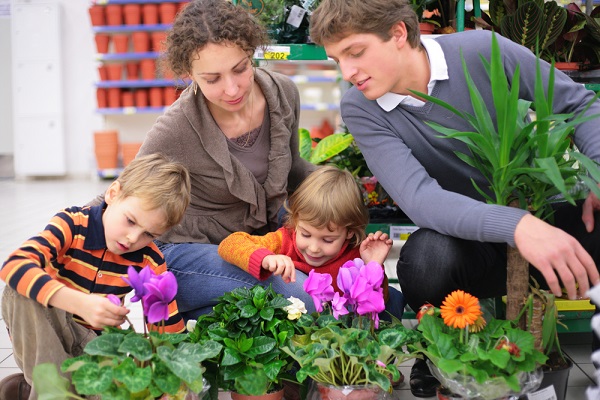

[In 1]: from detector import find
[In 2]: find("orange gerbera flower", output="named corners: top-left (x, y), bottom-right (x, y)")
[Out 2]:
top-left (439, 290), bottom-right (482, 329)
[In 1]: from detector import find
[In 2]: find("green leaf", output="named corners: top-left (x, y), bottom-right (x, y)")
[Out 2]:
top-left (84, 333), bottom-right (124, 357)
top-left (112, 357), bottom-right (152, 393)
top-left (310, 134), bottom-right (355, 165)
top-left (33, 363), bottom-right (74, 400)
top-left (71, 363), bottom-right (114, 395)
top-left (119, 334), bottom-right (153, 362)
top-left (157, 345), bottom-right (203, 384)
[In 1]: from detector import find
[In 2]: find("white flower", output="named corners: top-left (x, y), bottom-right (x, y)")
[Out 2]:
top-left (186, 319), bottom-right (197, 332)
top-left (284, 296), bottom-right (307, 320)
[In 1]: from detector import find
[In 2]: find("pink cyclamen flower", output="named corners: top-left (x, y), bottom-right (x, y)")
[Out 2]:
top-left (376, 360), bottom-right (386, 368)
top-left (122, 266), bottom-right (155, 302)
top-left (360, 261), bottom-right (385, 288)
top-left (331, 292), bottom-right (349, 319)
top-left (304, 270), bottom-right (334, 312)
top-left (142, 271), bottom-right (178, 324)
top-left (106, 294), bottom-right (121, 306)
top-left (350, 278), bottom-right (385, 316)
top-left (337, 260), bottom-right (361, 298)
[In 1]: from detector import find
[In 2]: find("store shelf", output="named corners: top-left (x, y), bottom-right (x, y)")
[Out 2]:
top-left (97, 106), bottom-right (167, 115)
top-left (93, 24), bottom-right (171, 33)
top-left (94, 0), bottom-right (180, 4)
top-left (300, 103), bottom-right (339, 111)
top-left (96, 79), bottom-right (187, 88)
top-left (254, 44), bottom-right (328, 61)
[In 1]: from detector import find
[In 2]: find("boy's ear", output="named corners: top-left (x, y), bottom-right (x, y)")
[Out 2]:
top-left (391, 22), bottom-right (408, 47)
top-left (104, 181), bottom-right (121, 205)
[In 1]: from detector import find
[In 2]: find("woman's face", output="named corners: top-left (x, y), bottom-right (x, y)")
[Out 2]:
top-left (190, 42), bottom-right (254, 113)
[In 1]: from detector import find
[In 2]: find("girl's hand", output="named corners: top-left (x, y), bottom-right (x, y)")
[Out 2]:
top-left (262, 255), bottom-right (296, 283)
top-left (360, 231), bottom-right (393, 265)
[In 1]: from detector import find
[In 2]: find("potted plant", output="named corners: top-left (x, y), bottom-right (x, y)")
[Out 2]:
top-left (187, 285), bottom-right (300, 400)
top-left (32, 267), bottom-right (222, 399)
top-left (281, 259), bottom-right (421, 399)
top-left (412, 290), bottom-right (547, 399)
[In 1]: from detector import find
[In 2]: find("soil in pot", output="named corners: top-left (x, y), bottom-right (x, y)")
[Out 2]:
top-left (230, 388), bottom-right (284, 400)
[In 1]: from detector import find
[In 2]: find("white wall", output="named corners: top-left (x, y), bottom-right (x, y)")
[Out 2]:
top-left (0, 16), bottom-right (13, 155)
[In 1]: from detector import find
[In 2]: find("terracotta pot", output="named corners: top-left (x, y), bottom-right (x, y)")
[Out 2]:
top-left (135, 89), bottom-right (148, 107)
top-left (98, 65), bottom-right (108, 81)
top-left (88, 5), bottom-right (106, 26)
top-left (149, 87), bottom-right (163, 107)
top-left (96, 88), bottom-right (108, 108)
top-left (164, 87), bottom-right (177, 106)
top-left (178, 2), bottom-right (189, 14)
top-left (106, 64), bottom-right (123, 81)
top-left (105, 4), bottom-right (123, 26)
top-left (315, 383), bottom-right (384, 400)
top-left (151, 31), bottom-right (167, 53)
top-left (126, 62), bottom-right (140, 80)
top-left (94, 131), bottom-right (120, 170)
top-left (231, 389), bottom-right (284, 400)
top-left (159, 2), bottom-right (177, 24)
top-left (121, 142), bottom-right (142, 166)
top-left (123, 4), bottom-right (142, 25)
top-left (140, 59), bottom-right (157, 80)
top-left (107, 88), bottom-right (121, 108)
top-left (142, 4), bottom-right (159, 25)
top-left (121, 90), bottom-right (134, 108)
top-left (419, 22), bottom-right (436, 35)
top-left (94, 34), bottom-right (110, 53)
top-left (554, 62), bottom-right (580, 71)
top-left (132, 31), bottom-right (150, 53)
top-left (112, 34), bottom-right (129, 53)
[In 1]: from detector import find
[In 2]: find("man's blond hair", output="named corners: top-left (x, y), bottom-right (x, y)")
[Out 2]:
top-left (115, 153), bottom-right (191, 228)
top-left (310, 0), bottom-right (421, 49)
top-left (285, 166), bottom-right (368, 247)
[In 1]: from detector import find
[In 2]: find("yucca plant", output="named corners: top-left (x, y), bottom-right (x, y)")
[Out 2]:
top-left (413, 32), bottom-right (600, 346)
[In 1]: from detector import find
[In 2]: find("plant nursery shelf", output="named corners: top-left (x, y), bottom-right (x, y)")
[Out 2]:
top-left (96, 51), bottom-right (160, 61)
top-left (94, 0), bottom-right (181, 4)
top-left (254, 44), bottom-right (328, 61)
top-left (96, 79), bottom-right (188, 88)
top-left (301, 103), bottom-right (339, 111)
top-left (93, 24), bottom-right (171, 33)
top-left (97, 106), bottom-right (167, 115)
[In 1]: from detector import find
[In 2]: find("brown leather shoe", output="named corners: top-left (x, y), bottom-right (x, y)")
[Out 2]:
top-left (0, 373), bottom-right (31, 400)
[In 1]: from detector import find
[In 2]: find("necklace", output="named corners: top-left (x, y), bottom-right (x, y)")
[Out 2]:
top-left (240, 87), bottom-right (255, 147)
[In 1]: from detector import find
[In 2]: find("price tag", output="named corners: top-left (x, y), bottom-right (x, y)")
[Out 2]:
top-left (526, 385), bottom-right (557, 400)
top-left (286, 5), bottom-right (307, 28)
top-left (258, 45), bottom-right (291, 60)
top-left (389, 225), bottom-right (419, 241)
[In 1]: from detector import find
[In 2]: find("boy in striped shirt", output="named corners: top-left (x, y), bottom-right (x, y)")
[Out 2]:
top-left (0, 153), bottom-right (191, 399)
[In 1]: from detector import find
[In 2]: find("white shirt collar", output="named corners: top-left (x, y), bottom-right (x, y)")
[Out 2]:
top-left (376, 37), bottom-right (449, 112)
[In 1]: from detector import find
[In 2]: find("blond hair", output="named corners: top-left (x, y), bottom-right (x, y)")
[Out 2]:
top-left (310, 0), bottom-right (421, 49)
top-left (285, 166), bottom-right (368, 247)
top-left (115, 153), bottom-right (191, 228)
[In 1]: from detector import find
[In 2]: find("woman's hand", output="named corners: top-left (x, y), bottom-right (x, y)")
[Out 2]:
top-left (359, 231), bottom-right (393, 265)
top-left (262, 255), bottom-right (296, 283)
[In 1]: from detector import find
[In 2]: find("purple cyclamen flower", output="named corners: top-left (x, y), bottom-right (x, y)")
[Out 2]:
top-left (360, 261), bottom-right (385, 288)
top-left (122, 266), bottom-right (155, 302)
top-left (304, 270), bottom-right (334, 313)
top-left (350, 278), bottom-right (385, 316)
top-left (142, 271), bottom-right (178, 324)
top-left (106, 294), bottom-right (121, 306)
top-left (331, 292), bottom-right (349, 319)
top-left (337, 260), bottom-right (361, 298)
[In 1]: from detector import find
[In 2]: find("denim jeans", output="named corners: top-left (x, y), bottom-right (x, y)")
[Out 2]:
top-left (158, 242), bottom-right (316, 322)
top-left (397, 201), bottom-right (600, 312)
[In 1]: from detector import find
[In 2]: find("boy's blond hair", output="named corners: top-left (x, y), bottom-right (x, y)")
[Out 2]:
top-left (285, 166), bottom-right (368, 247)
top-left (114, 153), bottom-right (191, 228)
top-left (310, 0), bottom-right (421, 49)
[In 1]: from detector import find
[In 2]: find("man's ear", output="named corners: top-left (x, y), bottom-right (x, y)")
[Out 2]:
top-left (390, 22), bottom-right (408, 47)
top-left (104, 181), bottom-right (121, 205)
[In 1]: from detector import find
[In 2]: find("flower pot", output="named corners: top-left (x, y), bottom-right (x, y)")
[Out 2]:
top-left (112, 34), bottom-right (129, 53)
top-left (163, 87), bottom-right (178, 106)
top-left (98, 65), bottom-right (108, 81)
top-left (519, 358), bottom-right (573, 400)
top-left (94, 34), bottom-right (110, 53)
top-left (121, 90), bottom-right (134, 108)
top-left (126, 62), bottom-right (140, 80)
top-left (231, 389), bottom-right (284, 400)
top-left (121, 142), bottom-right (142, 167)
top-left (105, 4), bottom-right (123, 26)
top-left (151, 31), bottom-right (167, 53)
top-left (96, 88), bottom-right (108, 108)
top-left (159, 2), bottom-right (178, 24)
top-left (140, 59), bottom-right (157, 80)
top-left (419, 22), bottom-right (436, 35)
top-left (132, 31), bottom-right (150, 53)
top-left (106, 64), bottom-right (123, 81)
top-left (135, 89), bottom-right (148, 107)
top-left (314, 383), bottom-right (384, 400)
top-left (142, 4), bottom-right (159, 25)
top-left (123, 4), bottom-right (142, 25)
top-left (108, 88), bottom-right (121, 108)
top-left (88, 5), bottom-right (105, 26)
top-left (149, 87), bottom-right (163, 107)
top-left (554, 62), bottom-right (580, 71)
top-left (94, 130), bottom-right (119, 170)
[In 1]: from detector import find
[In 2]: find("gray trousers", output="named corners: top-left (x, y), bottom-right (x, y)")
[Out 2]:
top-left (1, 287), bottom-right (97, 400)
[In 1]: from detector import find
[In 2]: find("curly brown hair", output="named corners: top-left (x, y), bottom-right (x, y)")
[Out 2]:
top-left (163, 0), bottom-right (269, 80)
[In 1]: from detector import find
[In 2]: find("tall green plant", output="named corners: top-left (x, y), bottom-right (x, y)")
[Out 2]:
top-left (413, 33), bottom-right (600, 337)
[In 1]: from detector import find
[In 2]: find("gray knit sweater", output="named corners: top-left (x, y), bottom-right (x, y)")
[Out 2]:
top-left (139, 68), bottom-right (315, 244)
top-left (342, 30), bottom-right (600, 246)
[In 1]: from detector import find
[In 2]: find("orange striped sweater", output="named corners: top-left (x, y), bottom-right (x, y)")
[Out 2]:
top-left (0, 203), bottom-right (184, 334)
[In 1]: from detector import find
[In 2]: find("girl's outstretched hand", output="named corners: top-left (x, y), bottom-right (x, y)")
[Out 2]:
top-left (360, 231), bottom-right (393, 265)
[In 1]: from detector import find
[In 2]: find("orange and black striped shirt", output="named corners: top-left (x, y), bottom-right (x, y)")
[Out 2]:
top-left (0, 203), bottom-right (184, 334)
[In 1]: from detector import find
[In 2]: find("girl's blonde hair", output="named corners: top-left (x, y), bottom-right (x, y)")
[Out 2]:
top-left (115, 153), bottom-right (191, 229)
top-left (285, 166), bottom-right (368, 247)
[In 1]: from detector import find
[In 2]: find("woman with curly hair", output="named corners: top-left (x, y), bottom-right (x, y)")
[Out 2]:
top-left (138, 0), bottom-right (316, 321)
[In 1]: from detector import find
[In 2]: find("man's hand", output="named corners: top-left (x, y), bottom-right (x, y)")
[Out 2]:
top-left (262, 255), bottom-right (296, 283)
top-left (359, 231), bottom-right (393, 265)
top-left (515, 214), bottom-right (599, 300)
top-left (582, 187), bottom-right (600, 232)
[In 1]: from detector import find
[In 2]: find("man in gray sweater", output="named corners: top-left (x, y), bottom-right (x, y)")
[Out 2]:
top-left (310, 0), bottom-right (600, 397)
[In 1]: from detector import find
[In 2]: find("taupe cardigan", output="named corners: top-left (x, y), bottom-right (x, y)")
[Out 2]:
top-left (138, 68), bottom-right (315, 244)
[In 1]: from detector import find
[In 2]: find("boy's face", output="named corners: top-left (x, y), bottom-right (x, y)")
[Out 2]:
top-left (324, 26), bottom-right (409, 100)
top-left (295, 221), bottom-right (353, 268)
top-left (102, 182), bottom-right (168, 255)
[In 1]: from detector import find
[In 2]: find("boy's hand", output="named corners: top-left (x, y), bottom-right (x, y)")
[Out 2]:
top-left (79, 295), bottom-right (130, 329)
top-left (262, 255), bottom-right (296, 283)
top-left (360, 231), bottom-right (393, 265)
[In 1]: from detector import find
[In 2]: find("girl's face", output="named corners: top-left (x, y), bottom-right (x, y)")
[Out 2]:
top-left (102, 182), bottom-right (168, 255)
top-left (190, 42), bottom-right (254, 114)
top-left (295, 221), bottom-right (353, 267)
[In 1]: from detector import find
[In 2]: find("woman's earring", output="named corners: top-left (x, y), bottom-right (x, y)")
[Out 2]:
top-left (193, 82), bottom-right (198, 96)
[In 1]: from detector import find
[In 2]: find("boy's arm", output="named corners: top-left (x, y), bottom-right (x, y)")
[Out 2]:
top-left (218, 230), bottom-right (285, 280)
